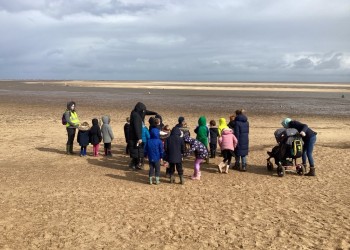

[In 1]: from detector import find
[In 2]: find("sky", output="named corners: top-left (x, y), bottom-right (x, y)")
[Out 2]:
top-left (0, 0), bottom-right (350, 82)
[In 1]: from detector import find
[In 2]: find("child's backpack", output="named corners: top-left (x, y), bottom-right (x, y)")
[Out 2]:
top-left (62, 111), bottom-right (69, 125)
top-left (291, 138), bottom-right (303, 158)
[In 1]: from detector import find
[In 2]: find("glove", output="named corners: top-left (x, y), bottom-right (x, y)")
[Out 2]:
top-left (300, 131), bottom-right (306, 137)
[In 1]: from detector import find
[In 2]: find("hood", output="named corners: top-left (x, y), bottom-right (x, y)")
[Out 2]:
top-left (133, 102), bottom-right (146, 120)
top-left (219, 118), bottom-right (227, 127)
top-left (281, 118), bottom-right (292, 128)
top-left (67, 101), bottom-right (76, 110)
top-left (222, 128), bottom-right (233, 135)
top-left (79, 122), bottom-right (90, 131)
top-left (102, 116), bottom-right (110, 124)
top-left (150, 128), bottom-right (160, 139)
top-left (170, 126), bottom-right (181, 136)
top-left (198, 116), bottom-right (206, 126)
top-left (92, 118), bottom-right (99, 126)
top-left (184, 135), bottom-right (194, 143)
top-left (235, 114), bottom-right (248, 122)
top-left (155, 114), bottom-right (163, 122)
top-left (149, 117), bottom-right (156, 127)
top-left (178, 116), bottom-right (184, 123)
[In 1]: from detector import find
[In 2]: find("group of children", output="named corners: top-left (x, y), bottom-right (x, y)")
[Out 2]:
top-left (122, 110), bottom-right (249, 185)
top-left (77, 115), bottom-right (114, 157)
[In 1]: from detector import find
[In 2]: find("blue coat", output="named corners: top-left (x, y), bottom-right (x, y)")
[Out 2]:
top-left (77, 130), bottom-right (90, 146)
top-left (144, 128), bottom-right (163, 162)
top-left (234, 114), bottom-right (249, 156)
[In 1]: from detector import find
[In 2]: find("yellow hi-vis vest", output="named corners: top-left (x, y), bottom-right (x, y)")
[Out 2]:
top-left (66, 111), bottom-right (80, 127)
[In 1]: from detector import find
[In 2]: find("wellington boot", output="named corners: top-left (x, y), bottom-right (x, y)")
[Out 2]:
top-left (149, 177), bottom-right (153, 185)
top-left (66, 145), bottom-right (70, 155)
top-left (217, 162), bottom-right (225, 173)
top-left (241, 164), bottom-right (247, 172)
top-left (69, 144), bottom-right (75, 155)
top-left (170, 175), bottom-right (175, 184)
top-left (179, 175), bottom-right (185, 185)
top-left (155, 177), bottom-right (160, 185)
top-left (224, 165), bottom-right (229, 174)
top-left (305, 167), bottom-right (316, 176)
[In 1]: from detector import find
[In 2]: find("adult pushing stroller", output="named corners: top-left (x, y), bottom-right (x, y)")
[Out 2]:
top-left (267, 128), bottom-right (305, 177)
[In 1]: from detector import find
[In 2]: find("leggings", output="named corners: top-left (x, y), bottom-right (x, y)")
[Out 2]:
top-left (93, 144), bottom-right (100, 156)
top-left (194, 158), bottom-right (203, 173)
top-left (222, 149), bottom-right (234, 166)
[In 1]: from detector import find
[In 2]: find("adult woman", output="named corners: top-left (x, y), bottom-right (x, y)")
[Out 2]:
top-left (281, 118), bottom-right (317, 176)
top-left (65, 101), bottom-right (80, 155)
top-left (128, 102), bottom-right (158, 170)
top-left (234, 110), bottom-right (249, 171)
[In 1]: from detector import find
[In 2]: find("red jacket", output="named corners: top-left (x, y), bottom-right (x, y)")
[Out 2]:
top-left (219, 129), bottom-right (238, 151)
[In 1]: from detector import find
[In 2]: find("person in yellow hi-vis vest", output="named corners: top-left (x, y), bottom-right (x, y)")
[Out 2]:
top-left (65, 101), bottom-right (80, 154)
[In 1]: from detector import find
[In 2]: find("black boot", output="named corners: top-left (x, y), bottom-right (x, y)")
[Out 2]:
top-left (213, 150), bottom-right (216, 158)
top-left (241, 163), bottom-right (247, 172)
top-left (210, 150), bottom-right (214, 158)
top-left (179, 175), bottom-right (184, 185)
top-left (305, 166), bottom-right (316, 176)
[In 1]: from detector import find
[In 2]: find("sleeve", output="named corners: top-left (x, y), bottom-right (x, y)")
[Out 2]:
top-left (145, 110), bottom-right (157, 116)
top-left (292, 120), bottom-right (308, 133)
top-left (77, 131), bottom-right (80, 143)
top-left (181, 140), bottom-right (186, 154)
top-left (132, 114), bottom-right (142, 140)
top-left (64, 111), bottom-right (74, 126)
top-left (159, 141), bottom-right (164, 159)
top-left (234, 124), bottom-right (240, 140)
top-left (218, 136), bottom-right (223, 147)
top-left (144, 143), bottom-right (148, 157)
top-left (233, 134), bottom-right (238, 148)
top-left (109, 126), bottom-right (114, 140)
top-left (98, 127), bottom-right (102, 142)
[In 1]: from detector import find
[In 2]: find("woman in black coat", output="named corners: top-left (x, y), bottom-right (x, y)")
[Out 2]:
top-left (128, 102), bottom-right (157, 170)
top-left (234, 113), bottom-right (249, 171)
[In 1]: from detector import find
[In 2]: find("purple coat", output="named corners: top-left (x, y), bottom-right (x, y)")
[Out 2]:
top-left (184, 136), bottom-right (208, 159)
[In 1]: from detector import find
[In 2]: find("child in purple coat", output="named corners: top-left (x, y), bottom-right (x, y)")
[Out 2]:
top-left (184, 136), bottom-right (208, 180)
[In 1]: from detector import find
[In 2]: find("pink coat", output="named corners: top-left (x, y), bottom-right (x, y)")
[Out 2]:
top-left (218, 129), bottom-right (238, 151)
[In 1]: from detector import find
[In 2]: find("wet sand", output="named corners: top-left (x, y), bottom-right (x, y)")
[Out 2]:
top-left (0, 81), bottom-right (350, 249)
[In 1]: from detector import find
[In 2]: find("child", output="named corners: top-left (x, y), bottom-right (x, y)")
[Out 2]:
top-left (234, 109), bottom-right (249, 171)
top-left (175, 116), bottom-right (185, 128)
top-left (164, 127), bottom-right (185, 184)
top-left (124, 117), bottom-right (130, 154)
top-left (218, 128), bottom-right (238, 173)
top-left (218, 117), bottom-right (229, 136)
top-left (184, 136), bottom-right (209, 180)
top-left (139, 122), bottom-right (150, 169)
top-left (101, 115), bottom-right (114, 156)
top-left (89, 118), bottom-right (102, 157)
top-left (144, 127), bottom-right (164, 185)
top-left (77, 122), bottom-right (90, 157)
top-left (209, 120), bottom-right (219, 158)
top-left (194, 116), bottom-right (209, 163)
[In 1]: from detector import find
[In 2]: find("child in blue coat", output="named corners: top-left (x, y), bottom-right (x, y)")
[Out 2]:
top-left (144, 127), bottom-right (164, 184)
top-left (77, 122), bottom-right (90, 157)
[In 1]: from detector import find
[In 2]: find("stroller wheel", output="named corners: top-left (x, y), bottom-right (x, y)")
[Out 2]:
top-left (277, 164), bottom-right (285, 177)
top-left (296, 164), bottom-right (305, 176)
top-left (267, 160), bottom-right (274, 171)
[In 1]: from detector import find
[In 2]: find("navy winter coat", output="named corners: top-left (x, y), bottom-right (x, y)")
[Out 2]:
top-left (288, 120), bottom-right (317, 142)
top-left (234, 114), bottom-right (249, 156)
top-left (77, 130), bottom-right (90, 146)
top-left (164, 127), bottom-right (185, 164)
top-left (144, 128), bottom-right (163, 162)
top-left (209, 127), bottom-right (219, 144)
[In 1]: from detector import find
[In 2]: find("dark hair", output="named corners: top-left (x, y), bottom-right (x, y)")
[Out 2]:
top-left (229, 115), bottom-right (235, 121)
top-left (154, 118), bottom-right (160, 125)
top-left (210, 120), bottom-right (216, 126)
top-left (235, 109), bottom-right (242, 115)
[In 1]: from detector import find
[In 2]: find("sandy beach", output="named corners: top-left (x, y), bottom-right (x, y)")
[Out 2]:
top-left (0, 81), bottom-right (349, 249)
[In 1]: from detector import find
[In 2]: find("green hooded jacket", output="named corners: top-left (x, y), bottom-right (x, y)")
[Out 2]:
top-left (195, 116), bottom-right (208, 146)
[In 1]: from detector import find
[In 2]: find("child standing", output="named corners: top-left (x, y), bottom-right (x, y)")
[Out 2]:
top-left (234, 110), bottom-right (249, 171)
top-left (77, 122), bottom-right (90, 157)
top-left (160, 125), bottom-right (171, 177)
top-left (164, 127), bottom-right (185, 184)
top-left (209, 120), bottom-right (219, 158)
top-left (184, 136), bottom-right (209, 180)
top-left (101, 115), bottom-right (114, 156)
top-left (218, 128), bottom-right (238, 173)
top-left (218, 117), bottom-right (229, 136)
top-left (89, 118), bottom-right (102, 157)
top-left (144, 127), bottom-right (164, 185)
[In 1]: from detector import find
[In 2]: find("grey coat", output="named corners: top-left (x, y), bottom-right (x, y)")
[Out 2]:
top-left (101, 116), bottom-right (114, 143)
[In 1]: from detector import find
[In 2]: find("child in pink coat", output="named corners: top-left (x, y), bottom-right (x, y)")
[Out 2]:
top-left (218, 128), bottom-right (238, 173)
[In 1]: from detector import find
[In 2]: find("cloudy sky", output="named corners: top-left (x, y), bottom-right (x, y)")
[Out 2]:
top-left (0, 0), bottom-right (349, 82)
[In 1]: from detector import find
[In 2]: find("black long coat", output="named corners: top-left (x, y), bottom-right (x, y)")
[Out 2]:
top-left (128, 102), bottom-right (157, 158)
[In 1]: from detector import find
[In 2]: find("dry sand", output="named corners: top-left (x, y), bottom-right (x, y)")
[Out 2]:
top-left (0, 81), bottom-right (349, 249)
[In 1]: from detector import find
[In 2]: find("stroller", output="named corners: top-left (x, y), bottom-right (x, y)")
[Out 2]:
top-left (267, 128), bottom-right (305, 177)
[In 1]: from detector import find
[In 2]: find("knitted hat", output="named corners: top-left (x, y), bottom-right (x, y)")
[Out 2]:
top-left (281, 118), bottom-right (292, 128)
